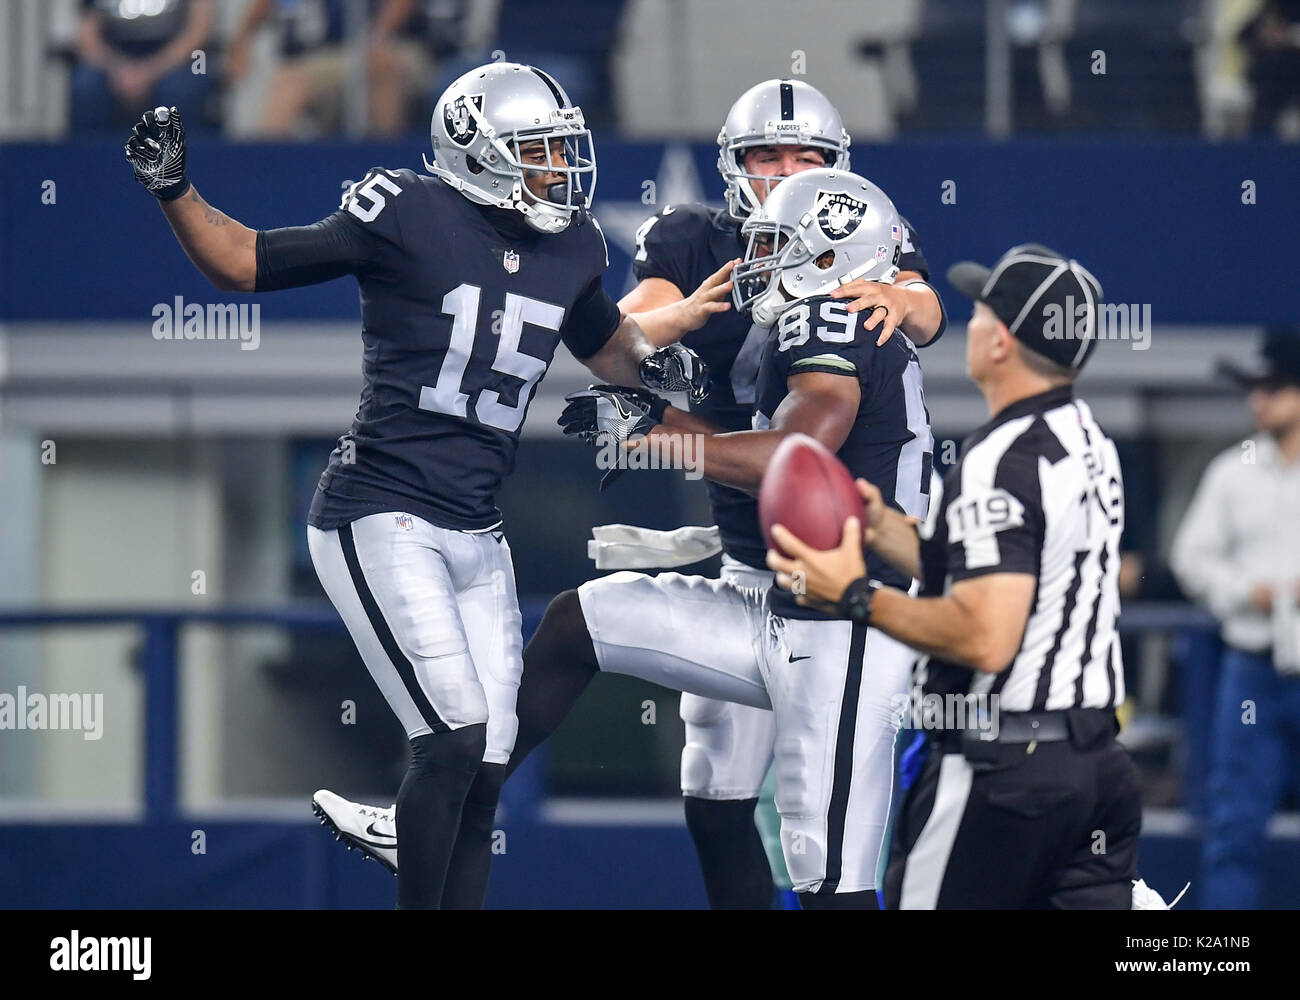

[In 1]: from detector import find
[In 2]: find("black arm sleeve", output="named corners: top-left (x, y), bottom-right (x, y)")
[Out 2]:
top-left (254, 211), bottom-right (378, 292)
top-left (897, 216), bottom-right (930, 279)
top-left (562, 276), bottom-right (623, 360)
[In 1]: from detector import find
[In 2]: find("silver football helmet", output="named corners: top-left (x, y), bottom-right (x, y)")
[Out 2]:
top-left (732, 168), bottom-right (902, 328)
top-left (717, 79), bottom-right (851, 220)
top-left (425, 62), bottom-right (596, 234)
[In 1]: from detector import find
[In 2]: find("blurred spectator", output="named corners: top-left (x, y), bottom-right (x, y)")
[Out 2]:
top-left (1242, 0), bottom-right (1300, 135)
top-left (227, 0), bottom-right (473, 137)
top-left (1203, 0), bottom-right (1261, 138)
top-left (1171, 329), bottom-right (1300, 909)
top-left (1204, 0), bottom-right (1300, 138)
top-left (72, 0), bottom-right (215, 135)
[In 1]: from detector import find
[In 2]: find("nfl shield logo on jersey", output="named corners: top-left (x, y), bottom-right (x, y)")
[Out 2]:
top-left (816, 191), bottom-right (867, 241)
top-left (503, 250), bottom-right (520, 274)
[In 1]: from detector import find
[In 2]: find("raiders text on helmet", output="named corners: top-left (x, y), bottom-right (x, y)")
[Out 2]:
top-left (716, 79), bottom-right (851, 220)
top-left (732, 168), bottom-right (902, 327)
top-left (426, 62), bottom-right (596, 234)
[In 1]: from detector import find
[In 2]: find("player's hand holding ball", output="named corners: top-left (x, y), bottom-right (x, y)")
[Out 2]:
top-left (125, 106), bottom-right (190, 201)
top-left (639, 343), bottom-right (711, 403)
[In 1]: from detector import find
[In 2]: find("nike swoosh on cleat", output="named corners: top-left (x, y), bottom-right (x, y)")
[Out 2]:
top-left (312, 800), bottom-right (398, 874)
top-left (788, 653), bottom-right (811, 662)
top-left (352, 834), bottom-right (396, 851)
top-left (365, 821), bottom-right (396, 843)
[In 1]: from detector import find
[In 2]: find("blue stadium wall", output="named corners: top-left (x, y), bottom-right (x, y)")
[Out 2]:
top-left (2, 139), bottom-right (1297, 323)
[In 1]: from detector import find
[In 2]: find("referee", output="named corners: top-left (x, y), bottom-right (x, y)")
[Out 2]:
top-left (767, 244), bottom-right (1142, 909)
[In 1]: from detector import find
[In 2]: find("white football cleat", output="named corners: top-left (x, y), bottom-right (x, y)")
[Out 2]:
top-left (1131, 877), bottom-right (1190, 910)
top-left (312, 789), bottom-right (398, 875)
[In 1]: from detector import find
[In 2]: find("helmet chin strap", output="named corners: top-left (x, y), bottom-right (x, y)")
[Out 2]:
top-left (514, 185), bottom-right (572, 233)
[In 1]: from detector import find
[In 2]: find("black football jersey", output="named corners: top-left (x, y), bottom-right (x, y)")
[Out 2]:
top-left (634, 202), bottom-right (933, 569)
top-left (753, 295), bottom-right (934, 618)
top-left (256, 168), bottom-right (621, 532)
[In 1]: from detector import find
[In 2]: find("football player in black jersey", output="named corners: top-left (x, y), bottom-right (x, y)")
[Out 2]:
top-left (612, 80), bottom-right (943, 907)
top-left (556, 169), bottom-right (933, 909)
top-left (125, 62), bottom-right (708, 910)
top-left (310, 79), bottom-right (946, 909)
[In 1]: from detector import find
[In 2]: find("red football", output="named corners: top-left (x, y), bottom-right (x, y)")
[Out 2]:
top-left (759, 433), bottom-right (865, 556)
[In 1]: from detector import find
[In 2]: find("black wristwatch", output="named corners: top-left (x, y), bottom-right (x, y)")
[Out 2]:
top-left (837, 576), bottom-right (881, 625)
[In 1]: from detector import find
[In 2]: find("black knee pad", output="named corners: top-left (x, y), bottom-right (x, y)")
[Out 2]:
top-left (410, 724), bottom-right (486, 779)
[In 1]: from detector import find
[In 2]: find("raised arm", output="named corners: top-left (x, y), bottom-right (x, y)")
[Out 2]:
top-left (127, 107), bottom-right (387, 294)
top-left (160, 186), bottom-right (258, 292)
top-left (125, 107), bottom-right (257, 290)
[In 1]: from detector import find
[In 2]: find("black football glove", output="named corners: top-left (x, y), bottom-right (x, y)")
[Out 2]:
top-left (639, 343), bottom-right (710, 404)
top-left (559, 384), bottom-right (668, 446)
top-left (125, 106), bottom-right (190, 201)
top-left (559, 384), bottom-right (669, 491)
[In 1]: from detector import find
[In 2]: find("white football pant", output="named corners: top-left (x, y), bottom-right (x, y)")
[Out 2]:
top-left (307, 511), bottom-right (523, 765)
top-left (578, 566), bottom-right (912, 894)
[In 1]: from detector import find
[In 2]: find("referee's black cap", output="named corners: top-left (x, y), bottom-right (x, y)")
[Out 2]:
top-left (1217, 328), bottom-right (1300, 390)
top-left (947, 244), bottom-right (1105, 370)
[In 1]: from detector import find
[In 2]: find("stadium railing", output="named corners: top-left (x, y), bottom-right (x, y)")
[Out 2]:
top-left (0, 601), bottom-right (1216, 822)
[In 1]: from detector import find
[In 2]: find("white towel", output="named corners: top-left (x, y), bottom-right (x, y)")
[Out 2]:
top-left (587, 524), bottom-right (723, 570)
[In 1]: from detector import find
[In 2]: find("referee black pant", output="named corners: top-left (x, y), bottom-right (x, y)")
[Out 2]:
top-left (883, 709), bottom-right (1141, 909)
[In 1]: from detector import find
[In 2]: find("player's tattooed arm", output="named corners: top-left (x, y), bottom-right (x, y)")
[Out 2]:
top-left (159, 186), bottom-right (258, 291)
top-left (645, 370), bottom-right (859, 495)
top-left (125, 106), bottom-right (256, 291)
top-left (619, 260), bottom-right (737, 347)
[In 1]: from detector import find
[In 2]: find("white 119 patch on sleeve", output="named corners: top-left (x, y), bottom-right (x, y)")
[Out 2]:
top-left (946, 487), bottom-right (1025, 568)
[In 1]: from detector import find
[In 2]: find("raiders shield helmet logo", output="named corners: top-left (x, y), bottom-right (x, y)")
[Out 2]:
top-left (445, 94), bottom-right (484, 147)
top-left (816, 191), bottom-right (867, 242)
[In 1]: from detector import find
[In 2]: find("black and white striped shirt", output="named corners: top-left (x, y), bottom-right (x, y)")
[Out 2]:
top-left (916, 385), bottom-right (1125, 711)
